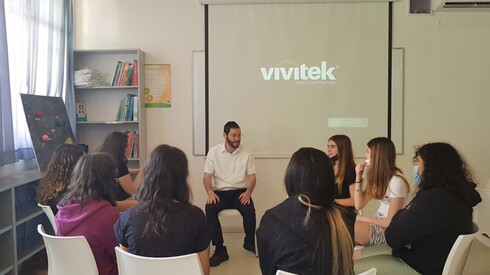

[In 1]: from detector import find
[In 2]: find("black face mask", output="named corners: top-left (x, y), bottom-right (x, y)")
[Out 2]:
top-left (330, 155), bottom-right (338, 162)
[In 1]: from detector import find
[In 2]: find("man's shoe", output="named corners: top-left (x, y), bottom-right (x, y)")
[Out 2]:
top-left (243, 241), bottom-right (256, 254)
top-left (209, 246), bottom-right (229, 267)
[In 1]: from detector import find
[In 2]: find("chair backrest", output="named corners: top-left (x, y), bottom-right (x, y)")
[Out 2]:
top-left (38, 203), bottom-right (57, 234)
top-left (114, 246), bottom-right (204, 275)
top-left (474, 188), bottom-right (490, 234)
top-left (276, 270), bottom-right (298, 275)
top-left (460, 233), bottom-right (490, 274)
top-left (37, 224), bottom-right (98, 275)
top-left (357, 267), bottom-right (377, 275)
top-left (442, 223), bottom-right (479, 275)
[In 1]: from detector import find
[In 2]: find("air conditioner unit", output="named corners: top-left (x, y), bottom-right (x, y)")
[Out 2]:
top-left (434, 0), bottom-right (490, 11)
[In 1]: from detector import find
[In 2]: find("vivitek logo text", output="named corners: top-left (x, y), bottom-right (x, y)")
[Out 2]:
top-left (260, 61), bottom-right (337, 82)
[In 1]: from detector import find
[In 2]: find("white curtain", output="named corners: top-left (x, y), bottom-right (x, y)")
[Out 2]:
top-left (0, 0), bottom-right (74, 165)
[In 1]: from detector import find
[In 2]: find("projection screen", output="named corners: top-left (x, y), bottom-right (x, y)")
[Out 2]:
top-left (207, 2), bottom-right (390, 157)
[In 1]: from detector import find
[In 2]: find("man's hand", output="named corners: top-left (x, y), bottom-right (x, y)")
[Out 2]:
top-left (206, 191), bottom-right (220, 204)
top-left (239, 191), bottom-right (252, 205)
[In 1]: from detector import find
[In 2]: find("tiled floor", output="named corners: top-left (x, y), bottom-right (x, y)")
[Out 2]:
top-left (210, 233), bottom-right (261, 275)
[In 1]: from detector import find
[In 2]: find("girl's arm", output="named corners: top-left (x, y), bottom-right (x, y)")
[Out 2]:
top-left (353, 163), bottom-right (370, 210)
top-left (118, 174), bottom-right (139, 195)
top-left (335, 184), bottom-right (355, 207)
top-left (356, 197), bottom-right (405, 228)
top-left (197, 247), bottom-right (210, 275)
top-left (116, 199), bottom-right (138, 212)
top-left (118, 164), bottom-right (143, 196)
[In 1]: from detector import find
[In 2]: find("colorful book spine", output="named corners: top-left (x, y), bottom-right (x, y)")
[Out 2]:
top-left (133, 96), bottom-right (138, 121)
top-left (111, 61), bottom-right (123, 86)
top-left (124, 63), bottom-right (134, 86)
top-left (131, 59), bottom-right (139, 86)
top-left (118, 62), bottom-right (129, 86)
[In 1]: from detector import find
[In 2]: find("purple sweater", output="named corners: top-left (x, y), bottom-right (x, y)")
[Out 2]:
top-left (56, 200), bottom-right (119, 275)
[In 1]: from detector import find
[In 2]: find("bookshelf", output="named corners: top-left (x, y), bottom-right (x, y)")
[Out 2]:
top-left (73, 49), bottom-right (146, 167)
top-left (0, 166), bottom-right (52, 275)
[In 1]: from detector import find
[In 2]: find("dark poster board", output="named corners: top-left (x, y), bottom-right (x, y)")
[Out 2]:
top-left (21, 94), bottom-right (75, 172)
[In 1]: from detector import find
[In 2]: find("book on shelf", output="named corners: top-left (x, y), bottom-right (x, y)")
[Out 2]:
top-left (126, 130), bottom-right (135, 158)
top-left (124, 130), bottom-right (139, 158)
top-left (118, 62), bottom-right (129, 86)
top-left (131, 59), bottom-right (139, 86)
top-left (116, 94), bottom-right (138, 121)
top-left (110, 60), bottom-right (138, 87)
top-left (124, 63), bottom-right (134, 86)
top-left (127, 95), bottom-right (133, 121)
top-left (134, 131), bottom-right (139, 158)
top-left (133, 96), bottom-right (138, 121)
top-left (111, 61), bottom-right (122, 86)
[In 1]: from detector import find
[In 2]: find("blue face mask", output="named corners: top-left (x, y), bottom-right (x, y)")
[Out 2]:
top-left (413, 166), bottom-right (422, 184)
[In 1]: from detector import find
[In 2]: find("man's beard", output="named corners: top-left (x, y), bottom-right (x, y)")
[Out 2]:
top-left (226, 137), bottom-right (240, 149)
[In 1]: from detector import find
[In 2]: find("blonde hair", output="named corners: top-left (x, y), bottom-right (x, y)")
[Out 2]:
top-left (299, 195), bottom-right (354, 275)
top-left (327, 206), bottom-right (355, 275)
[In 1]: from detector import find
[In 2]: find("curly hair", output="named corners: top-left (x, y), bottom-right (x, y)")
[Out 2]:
top-left (37, 144), bottom-right (85, 205)
top-left (59, 152), bottom-right (117, 207)
top-left (413, 142), bottom-right (477, 201)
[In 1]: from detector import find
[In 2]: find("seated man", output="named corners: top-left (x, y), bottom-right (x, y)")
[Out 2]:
top-left (203, 121), bottom-right (257, 267)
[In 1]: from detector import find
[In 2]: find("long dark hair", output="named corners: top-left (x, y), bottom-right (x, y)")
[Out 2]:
top-left (38, 144), bottom-right (85, 204)
top-left (59, 153), bottom-right (117, 207)
top-left (328, 135), bottom-right (356, 193)
top-left (414, 142), bottom-right (477, 202)
top-left (137, 144), bottom-right (191, 238)
top-left (285, 147), bottom-right (354, 275)
top-left (97, 131), bottom-right (128, 162)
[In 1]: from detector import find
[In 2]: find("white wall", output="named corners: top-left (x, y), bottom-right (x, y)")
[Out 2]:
top-left (392, 3), bottom-right (490, 190)
top-left (74, 0), bottom-right (490, 224)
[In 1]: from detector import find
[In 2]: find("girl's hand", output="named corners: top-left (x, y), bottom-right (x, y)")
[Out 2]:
top-left (355, 162), bottom-right (366, 179)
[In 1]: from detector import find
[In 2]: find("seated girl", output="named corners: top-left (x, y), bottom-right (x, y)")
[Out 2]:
top-left (257, 147), bottom-right (354, 275)
top-left (56, 153), bottom-right (119, 275)
top-left (114, 145), bottom-right (211, 275)
top-left (354, 142), bottom-right (482, 274)
top-left (38, 143), bottom-right (84, 215)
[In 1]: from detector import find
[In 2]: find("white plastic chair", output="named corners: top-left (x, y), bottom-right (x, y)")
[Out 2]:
top-left (461, 233), bottom-right (490, 274)
top-left (115, 246), bottom-right (204, 275)
top-left (37, 224), bottom-right (98, 275)
top-left (441, 223), bottom-right (479, 275)
top-left (357, 267), bottom-right (377, 275)
top-left (219, 208), bottom-right (259, 256)
top-left (474, 188), bottom-right (490, 234)
top-left (38, 203), bottom-right (57, 234)
top-left (276, 270), bottom-right (298, 275)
